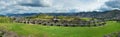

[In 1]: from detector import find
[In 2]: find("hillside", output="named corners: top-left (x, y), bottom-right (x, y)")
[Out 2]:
top-left (0, 10), bottom-right (120, 37)
top-left (0, 20), bottom-right (120, 37)
top-left (3, 10), bottom-right (120, 19)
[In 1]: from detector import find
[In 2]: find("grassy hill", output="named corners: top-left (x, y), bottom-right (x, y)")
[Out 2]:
top-left (0, 17), bottom-right (12, 23)
top-left (0, 21), bottom-right (120, 37)
top-left (0, 16), bottom-right (120, 37)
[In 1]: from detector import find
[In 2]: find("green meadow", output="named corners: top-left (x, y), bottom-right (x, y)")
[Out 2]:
top-left (0, 17), bottom-right (120, 37)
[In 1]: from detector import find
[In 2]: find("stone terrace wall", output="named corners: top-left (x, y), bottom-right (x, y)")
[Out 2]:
top-left (13, 18), bottom-right (106, 27)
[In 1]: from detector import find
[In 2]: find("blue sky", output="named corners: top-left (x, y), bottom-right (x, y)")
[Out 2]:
top-left (0, 0), bottom-right (120, 14)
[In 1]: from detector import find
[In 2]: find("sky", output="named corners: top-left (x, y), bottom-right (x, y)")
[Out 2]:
top-left (0, 0), bottom-right (120, 14)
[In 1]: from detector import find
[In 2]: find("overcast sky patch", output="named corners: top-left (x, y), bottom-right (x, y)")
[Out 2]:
top-left (0, 0), bottom-right (120, 14)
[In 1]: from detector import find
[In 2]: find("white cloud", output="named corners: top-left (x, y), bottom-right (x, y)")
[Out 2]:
top-left (51, 0), bottom-right (110, 11)
top-left (0, 0), bottom-right (119, 14)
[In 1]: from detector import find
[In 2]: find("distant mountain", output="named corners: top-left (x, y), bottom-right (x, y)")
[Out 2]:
top-left (5, 13), bottom-right (39, 17)
top-left (0, 15), bottom-right (5, 17)
top-left (102, 9), bottom-right (120, 19)
top-left (2, 9), bottom-right (120, 19)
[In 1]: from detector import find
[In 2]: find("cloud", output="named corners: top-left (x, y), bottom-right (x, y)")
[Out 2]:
top-left (0, 0), bottom-right (120, 14)
top-left (52, 0), bottom-right (110, 11)
top-left (105, 0), bottom-right (120, 9)
top-left (18, 0), bottom-right (52, 7)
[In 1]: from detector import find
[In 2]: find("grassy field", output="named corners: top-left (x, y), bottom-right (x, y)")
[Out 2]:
top-left (0, 21), bottom-right (120, 37)
top-left (0, 16), bottom-right (120, 37)
top-left (0, 17), bottom-right (12, 23)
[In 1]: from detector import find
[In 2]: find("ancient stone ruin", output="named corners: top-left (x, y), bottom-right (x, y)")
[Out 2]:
top-left (12, 17), bottom-right (106, 27)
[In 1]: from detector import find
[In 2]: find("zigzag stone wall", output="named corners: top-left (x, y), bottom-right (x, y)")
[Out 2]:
top-left (13, 18), bottom-right (106, 27)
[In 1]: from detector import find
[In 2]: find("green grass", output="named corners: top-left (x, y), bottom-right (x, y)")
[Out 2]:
top-left (0, 16), bottom-right (120, 37)
top-left (0, 21), bottom-right (120, 37)
top-left (27, 15), bottom-right (92, 21)
top-left (0, 17), bottom-right (12, 23)
top-left (80, 18), bottom-right (93, 21)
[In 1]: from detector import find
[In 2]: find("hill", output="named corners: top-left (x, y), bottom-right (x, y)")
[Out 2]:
top-left (0, 10), bottom-right (120, 37)
top-left (0, 21), bottom-right (120, 37)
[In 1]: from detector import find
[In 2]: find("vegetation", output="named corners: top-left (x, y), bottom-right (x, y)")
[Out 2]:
top-left (0, 16), bottom-right (120, 37)
top-left (26, 14), bottom-right (93, 21)
top-left (0, 17), bottom-right (12, 23)
top-left (0, 21), bottom-right (120, 37)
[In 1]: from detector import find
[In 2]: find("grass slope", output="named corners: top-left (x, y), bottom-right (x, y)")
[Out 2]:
top-left (0, 21), bottom-right (120, 37)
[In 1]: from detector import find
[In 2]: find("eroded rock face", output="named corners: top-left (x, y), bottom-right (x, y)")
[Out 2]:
top-left (0, 30), bottom-right (18, 37)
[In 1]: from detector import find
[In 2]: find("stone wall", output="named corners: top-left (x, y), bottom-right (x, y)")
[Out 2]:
top-left (13, 18), bottom-right (106, 27)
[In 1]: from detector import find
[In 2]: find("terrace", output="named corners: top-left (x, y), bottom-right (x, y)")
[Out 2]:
top-left (13, 16), bottom-right (106, 27)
